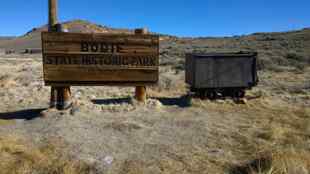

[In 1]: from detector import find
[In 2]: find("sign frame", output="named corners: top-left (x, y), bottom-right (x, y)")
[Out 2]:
top-left (41, 31), bottom-right (159, 86)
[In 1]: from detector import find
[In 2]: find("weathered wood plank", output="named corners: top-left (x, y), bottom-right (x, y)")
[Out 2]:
top-left (42, 32), bottom-right (159, 44)
top-left (45, 81), bottom-right (158, 87)
top-left (44, 69), bottom-right (158, 82)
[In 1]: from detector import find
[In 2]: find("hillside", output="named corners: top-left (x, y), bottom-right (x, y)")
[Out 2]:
top-left (0, 36), bottom-right (15, 40)
top-left (0, 20), bottom-right (133, 52)
top-left (0, 20), bottom-right (309, 72)
top-left (160, 28), bottom-right (310, 71)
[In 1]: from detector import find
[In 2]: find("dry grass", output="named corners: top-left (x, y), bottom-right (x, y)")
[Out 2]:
top-left (224, 100), bottom-right (310, 174)
top-left (230, 149), bottom-right (310, 174)
top-left (112, 147), bottom-right (220, 174)
top-left (1, 98), bottom-right (308, 174)
top-left (182, 89), bottom-right (309, 173)
top-left (0, 74), bottom-right (17, 88)
top-left (270, 150), bottom-right (310, 174)
top-left (0, 135), bottom-right (96, 174)
top-left (0, 119), bottom-right (15, 126)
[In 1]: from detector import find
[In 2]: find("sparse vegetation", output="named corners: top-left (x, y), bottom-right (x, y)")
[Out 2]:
top-left (230, 150), bottom-right (310, 174)
top-left (0, 135), bottom-right (97, 174)
top-left (227, 104), bottom-right (310, 174)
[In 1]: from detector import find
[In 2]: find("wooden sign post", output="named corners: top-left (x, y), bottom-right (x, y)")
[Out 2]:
top-left (48, 0), bottom-right (72, 110)
top-left (43, 1), bottom-right (159, 109)
top-left (135, 28), bottom-right (148, 102)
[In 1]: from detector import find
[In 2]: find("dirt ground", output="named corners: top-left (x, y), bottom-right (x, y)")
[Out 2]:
top-left (0, 55), bottom-right (309, 174)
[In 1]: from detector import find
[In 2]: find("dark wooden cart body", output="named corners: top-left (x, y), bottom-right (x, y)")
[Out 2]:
top-left (185, 52), bottom-right (258, 99)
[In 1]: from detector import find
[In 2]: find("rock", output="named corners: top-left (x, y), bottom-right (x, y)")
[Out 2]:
top-left (70, 105), bottom-right (80, 116)
top-left (90, 95), bottom-right (96, 100)
top-left (15, 119), bottom-right (26, 124)
top-left (103, 155), bottom-right (114, 165)
top-left (30, 81), bottom-right (42, 87)
top-left (39, 110), bottom-right (48, 117)
top-left (81, 157), bottom-right (98, 167)
top-left (0, 75), bottom-right (17, 88)
top-left (234, 98), bottom-right (248, 104)
top-left (183, 95), bottom-right (193, 107)
top-left (215, 99), bottom-right (226, 104)
top-left (129, 98), bottom-right (139, 106)
top-left (147, 99), bottom-right (163, 109)
top-left (74, 91), bottom-right (82, 99)
top-left (208, 149), bottom-right (224, 157)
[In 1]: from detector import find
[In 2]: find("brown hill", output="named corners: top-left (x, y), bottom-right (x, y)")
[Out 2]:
top-left (0, 20), bottom-right (309, 71)
top-left (160, 28), bottom-right (310, 71)
top-left (0, 20), bottom-right (133, 52)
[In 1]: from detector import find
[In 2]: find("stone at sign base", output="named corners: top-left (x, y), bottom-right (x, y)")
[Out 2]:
top-left (57, 100), bottom-right (72, 110)
top-left (234, 98), bottom-right (248, 104)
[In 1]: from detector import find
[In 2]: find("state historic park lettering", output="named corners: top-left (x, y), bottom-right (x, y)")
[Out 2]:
top-left (41, 32), bottom-right (159, 86)
top-left (44, 54), bottom-right (157, 67)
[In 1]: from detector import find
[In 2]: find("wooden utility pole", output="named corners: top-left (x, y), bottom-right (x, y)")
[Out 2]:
top-left (48, 0), bottom-right (72, 110)
top-left (134, 28), bottom-right (148, 103)
top-left (48, 0), bottom-right (57, 31)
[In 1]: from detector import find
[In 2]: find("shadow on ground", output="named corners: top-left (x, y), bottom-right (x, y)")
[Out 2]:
top-left (0, 108), bottom-right (46, 120)
top-left (229, 155), bottom-right (272, 174)
top-left (154, 96), bottom-right (191, 108)
top-left (91, 98), bottom-right (132, 105)
top-left (92, 96), bottom-right (191, 108)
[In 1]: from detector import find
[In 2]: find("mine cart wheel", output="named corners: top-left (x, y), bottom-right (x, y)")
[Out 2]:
top-left (234, 90), bottom-right (245, 98)
top-left (206, 91), bottom-right (217, 100)
top-left (223, 89), bottom-right (233, 97)
top-left (198, 89), bottom-right (207, 99)
top-left (190, 87), bottom-right (196, 93)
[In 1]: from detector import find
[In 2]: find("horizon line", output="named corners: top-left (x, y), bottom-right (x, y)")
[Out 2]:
top-left (0, 19), bottom-right (309, 38)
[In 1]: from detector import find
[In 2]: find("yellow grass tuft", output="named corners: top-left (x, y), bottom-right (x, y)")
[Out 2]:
top-left (230, 149), bottom-right (310, 174)
top-left (0, 135), bottom-right (96, 174)
top-left (0, 119), bottom-right (15, 126)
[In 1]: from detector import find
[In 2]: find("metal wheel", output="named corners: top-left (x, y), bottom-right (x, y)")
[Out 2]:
top-left (198, 89), bottom-right (207, 99)
top-left (223, 89), bottom-right (233, 97)
top-left (206, 91), bottom-right (217, 100)
top-left (234, 90), bottom-right (245, 98)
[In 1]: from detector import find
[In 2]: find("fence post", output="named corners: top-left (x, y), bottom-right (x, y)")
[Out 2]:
top-left (48, 0), bottom-right (72, 110)
top-left (134, 28), bottom-right (148, 103)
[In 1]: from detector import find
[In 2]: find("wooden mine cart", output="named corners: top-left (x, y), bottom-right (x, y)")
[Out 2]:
top-left (185, 52), bottom-right (259, 99)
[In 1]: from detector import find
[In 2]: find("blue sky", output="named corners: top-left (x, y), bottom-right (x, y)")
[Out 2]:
top-left (0, 0), bottom-right (309, 37)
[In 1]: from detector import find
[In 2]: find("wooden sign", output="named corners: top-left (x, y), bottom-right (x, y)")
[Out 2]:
top-left (41, 32), bottom-right (159, 86)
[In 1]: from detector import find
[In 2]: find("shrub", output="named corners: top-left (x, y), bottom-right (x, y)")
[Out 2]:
top-left (0, 136), bottom-right (97, 174)
top-left (286, 52), bottom-right (308, 63)
top-left (257, 58), bottom-right (283, 72)
top-left (230, 150), bottom-right (310, 174)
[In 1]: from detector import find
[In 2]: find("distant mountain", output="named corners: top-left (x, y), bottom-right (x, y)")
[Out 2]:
top-left (0, 36), bottom-right (16, 40)
top-left (0, 19), bottom-right (309, 72)
top-left (0, 19), bottom-right (134, 52)
top-left (24, 19), bottom-right (133, 36)
top-left (159, 27), bottom-right (310, 71)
